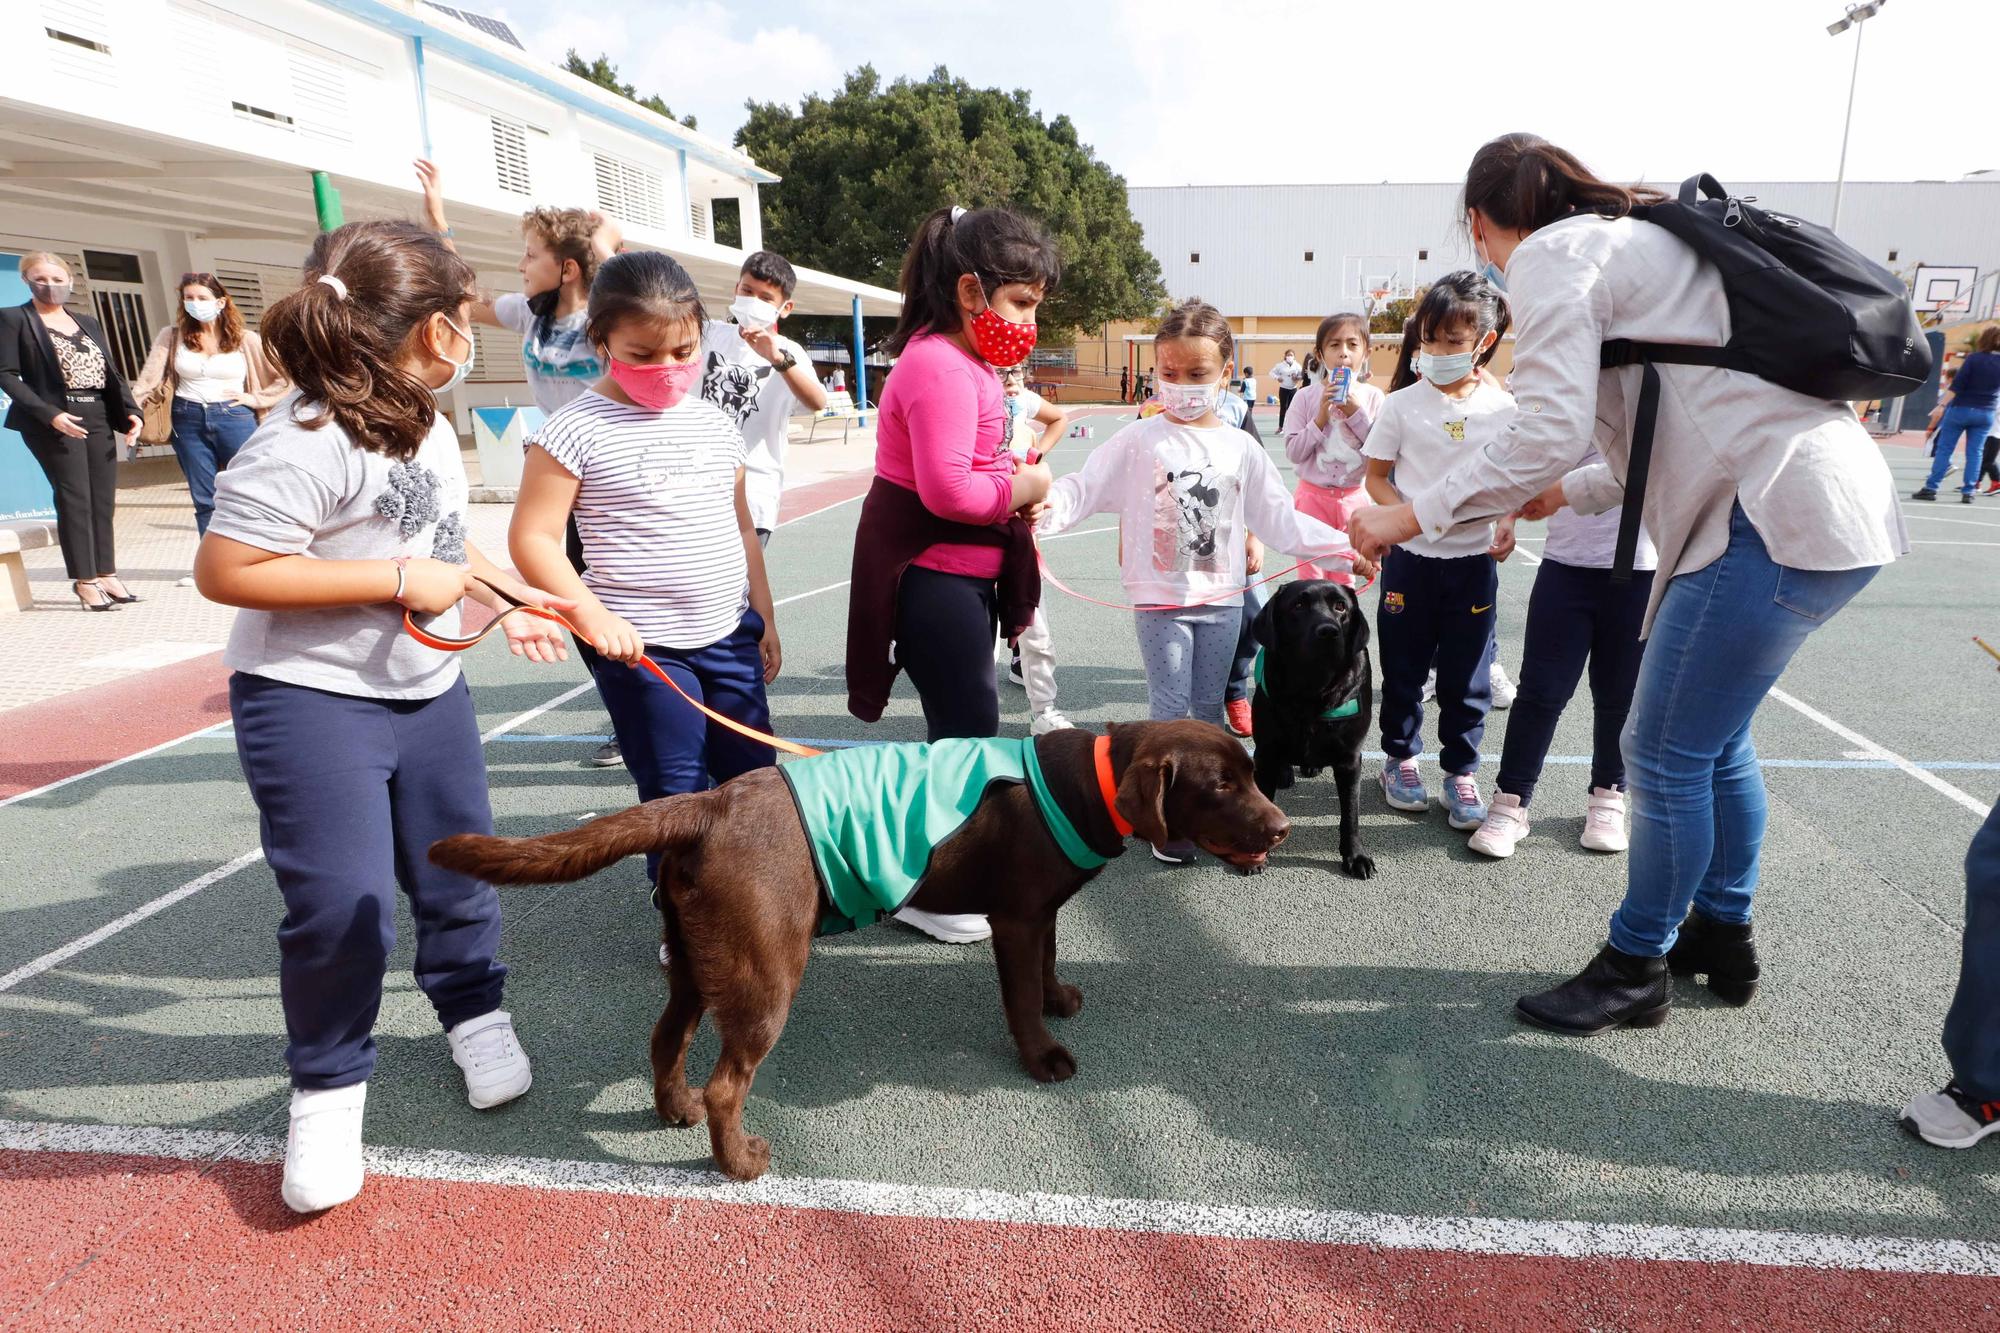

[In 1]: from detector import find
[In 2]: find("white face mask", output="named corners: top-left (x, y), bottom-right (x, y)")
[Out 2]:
top-left (434, 315), bottom-right (475, 395)
top-left (1155, 377), bottom-right (1223, 421)
top-left (730, 294), bottom-right (781, 330)
top-left (184, 298), bottom-right (223, 323)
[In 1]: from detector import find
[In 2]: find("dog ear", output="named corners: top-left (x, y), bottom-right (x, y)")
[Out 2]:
top-left (1250, 588), bottom-right (1281, 648)
top-left (1116, 753), bottom-right (1175, 847)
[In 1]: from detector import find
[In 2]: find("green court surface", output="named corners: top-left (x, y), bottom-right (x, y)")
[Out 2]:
top-left (3, 423), bottom-right (1996, 1258)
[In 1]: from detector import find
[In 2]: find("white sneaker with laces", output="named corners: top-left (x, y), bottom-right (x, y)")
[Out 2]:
top-left (1469, 793), bottom-right (1530, 858)
top-left (447, 1010), bottom-right (532, 1109)
top-left (892, 907), bottom-right (992, 944)
top-left (282, 1082), bottom-right (367, 1213)
top-left (1489, 661), bottom-right (1517, 710)
top-left (1030, 708), bottom-right (1073, 735)
top-left (1580, 786), bottom-right (1629, 852)
top-left (1420, 668), bottom-right (1437, 703)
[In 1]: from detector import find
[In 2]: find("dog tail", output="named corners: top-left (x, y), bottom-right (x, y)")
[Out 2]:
top-left (429, 796), bottom-right (710, 885)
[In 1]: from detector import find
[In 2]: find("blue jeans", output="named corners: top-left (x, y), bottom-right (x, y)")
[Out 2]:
top-left (1924, 404), bottom-right (1999, 495)
top-left (170, 397), bottom-right (257, 535)
top-left (1945, 800), bottom-right (2000, 1100)
top-left (586, 610), bottom-right (776, 883)
top-left (1609, 506), bottom-right (1878, 957)
top-left (1225, 580), bottom-right (1272, 704)
top-left (230, 673), bottom-right (507, 1089)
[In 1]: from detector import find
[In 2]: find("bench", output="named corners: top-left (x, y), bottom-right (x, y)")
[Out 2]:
top-left (806, 391), bottom-right (869, 445)
top-left (0, 519), bottom-right (58, 613)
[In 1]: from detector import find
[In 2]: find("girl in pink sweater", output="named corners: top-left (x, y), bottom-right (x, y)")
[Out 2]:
top-left (1281, 313), bottom-right (1383, 584)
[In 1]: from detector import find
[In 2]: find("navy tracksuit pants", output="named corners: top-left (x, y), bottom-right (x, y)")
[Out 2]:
top-left (230, 672), bottom-right (507, 1090)
top-left (1375, 546), bottom-right (1497, 777)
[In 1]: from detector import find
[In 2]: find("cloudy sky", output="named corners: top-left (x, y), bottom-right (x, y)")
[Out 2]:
top-left (492, 0), bottom-right (1994, 188)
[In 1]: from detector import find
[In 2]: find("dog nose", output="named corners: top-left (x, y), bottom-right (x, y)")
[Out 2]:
top-left (1313, 623), bottom-right (1338, 641)
top-left (1267, 814), bottom-right (1290, 846)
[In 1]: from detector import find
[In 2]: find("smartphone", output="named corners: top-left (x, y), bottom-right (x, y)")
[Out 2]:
top-left (1330, 365), bottom-right (1352, 405)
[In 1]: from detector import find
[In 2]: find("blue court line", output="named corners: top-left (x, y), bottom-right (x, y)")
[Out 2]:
top-left (477, 733), bottom-right (2000, 772)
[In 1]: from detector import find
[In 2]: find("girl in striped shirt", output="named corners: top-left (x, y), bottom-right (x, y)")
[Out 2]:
top-left (511, 253), bottom-right (781, 893)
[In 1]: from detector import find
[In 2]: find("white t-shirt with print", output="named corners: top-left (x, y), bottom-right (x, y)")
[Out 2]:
top-left (700, 319), bottom-right (809, 532)
top-left (1363, 379), bottom-right (1516, 559)
top-left (531, 390), bottom-right (748, 650)
top-left (1004, 387), bottom-right (1046, 458)
top-left (493, 291), bottom-right (602, 415)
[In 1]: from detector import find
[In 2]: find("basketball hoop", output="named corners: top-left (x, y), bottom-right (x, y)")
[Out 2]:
top-left (1365, 288), bottom-right (1390, 319)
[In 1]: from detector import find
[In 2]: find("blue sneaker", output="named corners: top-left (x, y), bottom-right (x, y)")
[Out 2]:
top-left (1379, 758), bottom-right (1427, 812)
top-left (1444, 774), bottom-right (1487, 831)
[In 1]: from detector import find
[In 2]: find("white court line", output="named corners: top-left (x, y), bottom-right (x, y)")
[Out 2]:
top-left (775, 490), bottom-right (866, 527)
top-left (1770, 687), bottom-right (1991, 818)
top-left (0, 850), bottom-right (265, 995)
top-left (1897, 511), bottom-right (2000, 529)
top-left (0, 721), bottom-right (232, 812)
top-left (479, 680), bottom-right (595, 742)
top-left (1, 1118), bottom-right (1994, 1279)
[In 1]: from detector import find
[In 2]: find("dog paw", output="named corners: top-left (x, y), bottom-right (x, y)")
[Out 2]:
top-left (1044, 983), bottom-right (1084, 1018)
top-left (1023, 1043), bottom-right (1078, 1083)
top-left (716, 1135), bottom-right (771, 1182)
top-left (655, 1085), bottom-right (706, 1127)
top-left (1342, 852), bottom-right (1377, 881)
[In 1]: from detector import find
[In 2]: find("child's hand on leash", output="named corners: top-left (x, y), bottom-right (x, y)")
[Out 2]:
top-left (574, 607), bottom-right (646, 665)
top-left (1351, 553), bottom-right (1379, 582)
top-left (1489, 515), bottom-right (1518, 562)
top-left (1348, 503), bottom-right (1419, 561)
top-left (498, 584), bottom-right (577, 664)
top-left (399, 558), bottom-right (475, 615)
top-left (1245, 534), bottom-right (1265, 575)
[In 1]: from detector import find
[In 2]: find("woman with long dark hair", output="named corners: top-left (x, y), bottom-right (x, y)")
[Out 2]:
top-left (1350, 133), bottom-right (1905, 1036)
top-left (131, 272), bottom-right (289, 539)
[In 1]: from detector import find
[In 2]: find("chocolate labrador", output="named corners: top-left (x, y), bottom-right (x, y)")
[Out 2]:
top-left (1250, 579), bottom-right (1376, 879)
top-left (430, 720), bottom-right (1287, 1181)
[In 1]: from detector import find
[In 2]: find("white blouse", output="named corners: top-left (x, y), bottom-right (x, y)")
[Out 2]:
top-left (173, 344), bottom-right (249, 404)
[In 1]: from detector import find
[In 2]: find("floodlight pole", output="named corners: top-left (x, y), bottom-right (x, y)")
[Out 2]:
top-left (1830, 13), bottom-right (1864, 232)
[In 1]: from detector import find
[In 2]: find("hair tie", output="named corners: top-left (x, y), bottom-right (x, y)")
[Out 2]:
top-left (317, 273), bottom-right (349, 300)
top-left (949, 205), bottom-right (968, 223)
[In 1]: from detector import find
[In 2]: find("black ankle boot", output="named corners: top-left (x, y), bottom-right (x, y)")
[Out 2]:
top-left (1665, 912), bottom-right (1759, 1006)
top-left (1516, 944), bottom-right (1672, 1037)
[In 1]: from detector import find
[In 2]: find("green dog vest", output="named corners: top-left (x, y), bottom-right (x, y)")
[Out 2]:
top-left (781, 737), bottom-right (1108, 935)
top-left (1252, 650), bottom-right (1360, 721)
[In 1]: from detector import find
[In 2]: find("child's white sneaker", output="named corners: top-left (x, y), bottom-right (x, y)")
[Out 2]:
top-left (1580, 786), bottom-right (1629, 852)
top-left (1469, 793), bottom-right (1530, 858)
top-left (1030, 708), bottom-right (1073, 735)
top-left (282, 1082), bottom-right (366, 1213)
top-left (893, 907), bottom-right (993, 943)
top-left (1489, 661), bottom-right (1517, 710)
top-left (448, 1010), bottom-right (532, 1109)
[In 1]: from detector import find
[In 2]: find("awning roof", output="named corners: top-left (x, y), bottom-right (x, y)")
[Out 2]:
top-left (0, 103), bottom-right (900, 318)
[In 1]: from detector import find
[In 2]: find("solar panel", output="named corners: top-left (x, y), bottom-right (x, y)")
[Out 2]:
top-left (420, 0), bottom-right (524, 49)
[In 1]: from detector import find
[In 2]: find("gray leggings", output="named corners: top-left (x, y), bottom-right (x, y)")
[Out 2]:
top-left (1134, 605), bottom-right (1239, 726)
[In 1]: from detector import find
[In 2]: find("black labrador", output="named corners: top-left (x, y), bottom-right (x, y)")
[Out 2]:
top-left (1249, 579), bottom-right (1376, 879)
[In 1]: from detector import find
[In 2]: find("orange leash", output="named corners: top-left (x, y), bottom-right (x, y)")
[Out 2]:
top-left (405, 580), bottom-right (824, 759)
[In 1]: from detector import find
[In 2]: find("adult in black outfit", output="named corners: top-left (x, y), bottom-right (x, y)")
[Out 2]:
top-left (0, 252), bottom-right (144, 610)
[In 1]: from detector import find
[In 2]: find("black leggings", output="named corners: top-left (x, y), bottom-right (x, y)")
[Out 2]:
top-left (1983, 435), bottom-right (2000, 485)
top-left (24, 395), bottom-right (118, 579)
top-left (895, 564), bottom-right (1000, 741)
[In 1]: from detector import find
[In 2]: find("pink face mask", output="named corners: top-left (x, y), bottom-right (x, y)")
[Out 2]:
top-left (608, 356), bottom-right (700, 411)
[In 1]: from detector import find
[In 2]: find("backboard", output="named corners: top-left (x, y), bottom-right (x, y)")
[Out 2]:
top-left (1910, 265), bottom-right (1978, 314)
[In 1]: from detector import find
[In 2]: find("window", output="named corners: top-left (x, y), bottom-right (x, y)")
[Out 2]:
top-left (1888, 249), bottom-right (1899, 262)
top-left (42, 0), bottom-right (115, 85)
top-left (1304, 250), bottom-right (1314, 262)
top-left (44, 26), bottom-right (108, 53)
top-left (491, 116), bottom-right (531, 195)
top-left (592, 152), bottom-right (667, 230)
top-left (1189, 252), bottom-right (1200, 263)
top-left (689, 199), bottom-right (711, 242)
top-left (232, 100), bottom-right (294, 128)
top-left (1417, 249), bottom-right (1429, 261)
top-left (83, 250), bottom-right (143, 283)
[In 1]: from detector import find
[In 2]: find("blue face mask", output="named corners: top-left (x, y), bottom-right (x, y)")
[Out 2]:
top-left (1418, 349), bottom-right (1477, 388)
top-left (1481, 261), bottom-right (1508, 292)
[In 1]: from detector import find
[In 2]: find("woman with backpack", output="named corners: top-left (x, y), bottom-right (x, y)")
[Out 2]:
top-left (1349, 133), bottom-right (1907, 1037)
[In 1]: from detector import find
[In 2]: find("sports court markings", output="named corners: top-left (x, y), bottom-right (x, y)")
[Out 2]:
top-left (3, 1117), bottom-right (1995, 1279)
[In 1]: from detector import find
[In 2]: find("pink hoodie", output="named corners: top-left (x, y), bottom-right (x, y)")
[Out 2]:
top-left (1281, 379), bottom-right (1385, 490)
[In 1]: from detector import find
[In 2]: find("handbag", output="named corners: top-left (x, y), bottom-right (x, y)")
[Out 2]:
top-left (138, 384), bottom-right (174, 445)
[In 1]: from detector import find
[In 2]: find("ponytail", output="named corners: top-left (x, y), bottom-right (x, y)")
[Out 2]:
top-left (884, 206), bottom-right (1062, 358)
top-left (1461, 133), bottom-right (1664, 234)
top-left (260, 220), bottom-right (476, 463)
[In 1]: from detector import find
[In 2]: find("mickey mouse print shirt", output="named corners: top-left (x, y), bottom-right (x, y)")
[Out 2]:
top-left (532, 389), bottom-right (748, 651)
top-left (209, 392), bottom-right (472, 700)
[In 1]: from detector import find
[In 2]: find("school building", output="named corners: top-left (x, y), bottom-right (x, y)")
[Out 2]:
top-left (1053, 176), bottom-right (2000, 396)
top-left (0, 0), bottom-right (898, 510)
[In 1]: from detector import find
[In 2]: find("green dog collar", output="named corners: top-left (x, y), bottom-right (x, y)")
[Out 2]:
top-left (1253, 649), bottom-right (1359, 721)
top-left (1023, 736), bottom-right (1111, 870)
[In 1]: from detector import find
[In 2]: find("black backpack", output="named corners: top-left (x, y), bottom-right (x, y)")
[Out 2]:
top-left (1597, 173), bottom-right (1932, 578)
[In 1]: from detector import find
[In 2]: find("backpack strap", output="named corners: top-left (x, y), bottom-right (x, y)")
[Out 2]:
top-left (1612, 361), bottom-right (1660, 584)
top-left (1601, 339), bottom-right (1742, 371)
top-left (1680, 173), bottom-right (1729, 206)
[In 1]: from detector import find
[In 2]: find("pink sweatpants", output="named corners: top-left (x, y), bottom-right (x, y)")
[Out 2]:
top-left (1293, 481), bottom-right (1372, 583)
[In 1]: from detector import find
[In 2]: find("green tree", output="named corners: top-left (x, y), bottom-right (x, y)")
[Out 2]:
top-left (563, 50), bottom-right (695, 130)
top-left (736, 66), bottom-right (1165, 339)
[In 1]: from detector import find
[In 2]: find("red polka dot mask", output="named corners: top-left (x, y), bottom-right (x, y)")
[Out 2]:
top-left (967, 282), bottom-right (1039, 368)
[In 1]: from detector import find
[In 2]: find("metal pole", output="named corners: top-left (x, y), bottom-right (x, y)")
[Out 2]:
top-left (312, 171), bottom-right (344, 232)
top-left (411, 35), bottom-right (434, 161)
top-left (1830, 17), bottom-right (1864, 232)
top-left (851, 294), bottom-right (868, 426)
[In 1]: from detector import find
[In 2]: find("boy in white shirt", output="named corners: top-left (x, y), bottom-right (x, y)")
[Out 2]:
top-left (1363, 272), bottom-right (1516, 832)
top-left (699, 251), bottom-right (830, 547)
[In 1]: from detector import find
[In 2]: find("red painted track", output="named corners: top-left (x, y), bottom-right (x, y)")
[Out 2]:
top-left (3, 1148), bottom-right (1989, 1331)
top-left (0, 468), bottom-right (876, 801)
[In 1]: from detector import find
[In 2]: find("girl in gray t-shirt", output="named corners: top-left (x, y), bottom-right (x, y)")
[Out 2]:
top-left (197, 221), bottom-right (574, 1216)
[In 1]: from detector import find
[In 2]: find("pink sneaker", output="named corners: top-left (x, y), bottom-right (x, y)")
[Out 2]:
top-left (1469, 793), bottom-right (1530, 858)
top-left (1581, 787), bottom-right (1629, 852)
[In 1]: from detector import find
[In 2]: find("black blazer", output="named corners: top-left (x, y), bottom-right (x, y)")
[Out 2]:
top-left (0, 301), bottom-right (141, 436)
